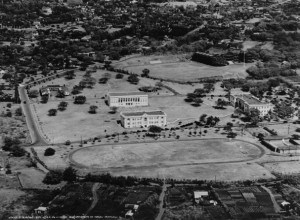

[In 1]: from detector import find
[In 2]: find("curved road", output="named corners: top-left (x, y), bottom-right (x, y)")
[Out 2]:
top-left (19, 84), bottom-right (49, 146)
top-left (68, 138), bottom-right (266, 171)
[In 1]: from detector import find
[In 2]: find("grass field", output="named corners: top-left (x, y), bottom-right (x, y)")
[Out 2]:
top-left (30, 69), bottom-right (171, 101)
top-left (32, 94), bottom-right (234, 143)
top-left (71, 139), bottom-right (262, 168)
top-left (113, 54), bottom-right (253, 81)
top-left (119, 61), bottom-right (252, 81)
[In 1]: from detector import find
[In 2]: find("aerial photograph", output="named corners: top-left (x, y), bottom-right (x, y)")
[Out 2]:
top-left (1, 0), bottom-right (300, 219)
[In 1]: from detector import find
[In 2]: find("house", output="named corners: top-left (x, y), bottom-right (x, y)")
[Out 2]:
top-left (39, 85), bottom-right (70, 96)
top-left (230, 94), bottom-right (273, 116)
top-left (194, 191), bottom-right (209, 204)
top-left (106, 92), bottom-right (148, 107)
top-left (41, 7), bottom-right (52, 16)
top-left (120, 110), bottom-right (167, 128)
top-left (34, 206), bottom-right (48, 216)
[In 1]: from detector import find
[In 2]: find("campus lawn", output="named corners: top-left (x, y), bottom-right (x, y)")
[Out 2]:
top-left (32, 94), bottom-right (234, 143)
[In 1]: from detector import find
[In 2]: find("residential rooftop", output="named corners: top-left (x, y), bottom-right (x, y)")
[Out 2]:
top-left (121, 111), bottom-right (166, 117)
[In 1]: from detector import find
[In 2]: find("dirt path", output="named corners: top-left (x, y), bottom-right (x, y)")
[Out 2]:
top-left (156, 182), bottom-right (168, 220)
top-left (85, 183), bottom-right (101, 215)
top-left (261, 186), bottom-right (281, 213)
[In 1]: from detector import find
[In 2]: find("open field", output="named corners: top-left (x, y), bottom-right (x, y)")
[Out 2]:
top-left (30, 69), bottom-right (171, 100)
top-left (262, 160), bottom-right (300, 174)
top-left (113, 54), bottom-right (253, 81)
top-left (32, 94), bottom-right (234, 143)
top-left (119, 61), bottom-right (252, 81)
top-left (70, 139), bottom-right (263, 169)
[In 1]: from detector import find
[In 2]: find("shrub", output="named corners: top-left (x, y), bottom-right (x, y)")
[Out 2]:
top-left (15, 107), bottom-right (22, 116)
top-left (44, 148), bottom-right (55, 156)
top-left (116, 73), bottom-right (124, 79)
top-left (11, 145), bottom-right (26, 157)
top-left (62, 167), bottom-right (77, 182)
top-left (6, 111), bottom-right (12, 117)
top-left (74, 95), bottom-right (86, 104)
top-left (148, 125), bottom-right (163, 133)
top-left (48, 109), bottom-right (57, 116)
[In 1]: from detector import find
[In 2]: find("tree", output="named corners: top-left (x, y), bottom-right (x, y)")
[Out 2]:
top-left (74, 96), bottom-right (86, 104)
top-left (141, 69), bottom-right (150, 77)
top-left (148, 125), bottom-right (163, 133)
top-left (274, 103), bottom-right (294, 119)
top-left (11, 145), bottom-right (26, 157)
top-left (99, 77), bottom-right (108, 84)
top-left (89, 105), bottom-right (98, 114)
top-left (3, 136), bottom-right (21, 151)
top-left (43, 171), bottom-right (62, 185)
top-left (116, 73), bottom-right (124, 79)
top-left (41, 95), bottom-right (49, 104)
top-left (225, 122), bottom-right (233, 132)
top-left (15, 107), bottom-right (22, 116)
top-left (62, 167), bottom-right (77, 182)
top-left (128, 74), bottom-right (139, 84)
top-left (28, 89), bottom-right (39, 98)
top-left (110, 106), bottom-right (118, 114)
top-left (203, 83), bottom-right (215, 93)
top-left (65, 70), bottom-right (75, 80)
top-left (215, 98), bottom-right (227, 108)
top-left (248, 108), bottom-right (261, 125)
top-left (48, 109), bottom-right (57, 116)
top-left (44, 148), bottom-right (55, 156)
top-left (200, 114), bottom-right (207, 122)
top-left (58, 101), bottom-right (68, 111)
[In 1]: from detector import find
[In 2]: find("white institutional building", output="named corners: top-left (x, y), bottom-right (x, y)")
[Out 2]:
top-left (120, 110), bottom-right (167, 128)
top-left (230, 94), bottom-right (273, 117)
top-left (106, 92), bottom-right (148, 107)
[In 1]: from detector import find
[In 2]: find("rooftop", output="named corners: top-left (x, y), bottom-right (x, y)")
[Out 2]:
top-left (108, 91), bottom-right (147, 97)
top-left (121, 111), bottom-right (166, 117)
top-left (194, 191), bottom-right (209, 198)
top-left (235, 94), bottom-right (267, 105)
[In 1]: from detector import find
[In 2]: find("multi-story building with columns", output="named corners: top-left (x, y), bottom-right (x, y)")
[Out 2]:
top-left (106, 92), bottom-right (148, 107)
top-left (230, 94), bottom-right (273, 117)
top-left (120, 110), bottom-right (167, 128)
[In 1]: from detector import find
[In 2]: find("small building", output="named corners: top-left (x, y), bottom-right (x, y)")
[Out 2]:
top-left (230, 94), bottom-right (273, 116)
top-left (34, 206), bottom-right (48, 216)
top-left (194, 191), bottom-right (209, 204)
top-left (39, 85), bottom-right (69, 96)
top-left (41, 7), bottom-right (52, 16)
top-left (107, 92), bottom-right (148, 107)
top-left (120, 110), bottom-right (167, 128)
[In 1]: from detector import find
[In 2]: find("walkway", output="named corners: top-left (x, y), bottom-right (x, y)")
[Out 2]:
top-left (155, 182), bottom-right (168, 220)
top-left (261, 186), bottom-right (281, 213)
top-left (85, 183), bottom-right (101, 215)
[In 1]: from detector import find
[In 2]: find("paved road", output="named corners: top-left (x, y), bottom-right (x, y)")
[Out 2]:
top-left (19, 84), bottom-right (49, 146)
